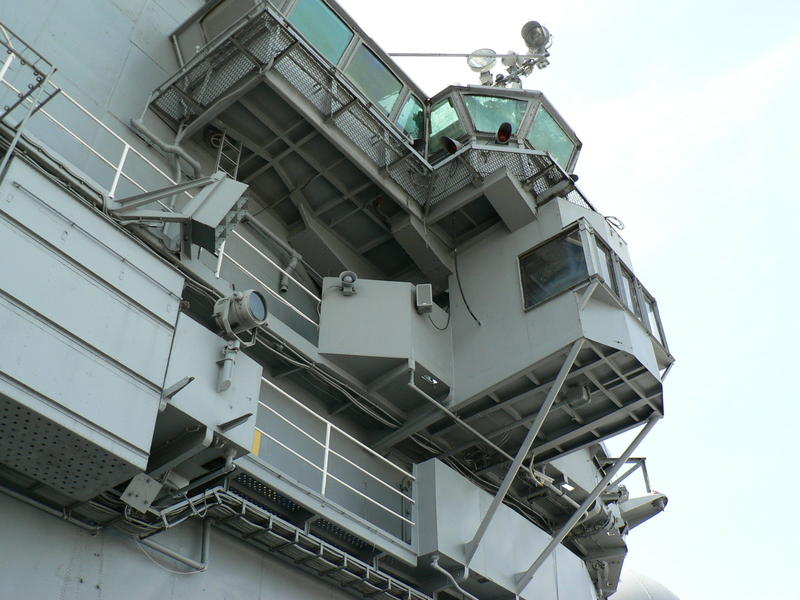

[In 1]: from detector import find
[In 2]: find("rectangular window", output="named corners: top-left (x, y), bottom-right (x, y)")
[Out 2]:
top-left (643, 292), bottom-right (664, 345)
top-left (344, 44), bottom-right (403, 114)
top-left (428, 99), bottom-right (465, 156)
top-left (595, 239), bottom-right (618, 293)
top-left (463, 95), bottom-right (527, 134)
top-left (528, 106), bottom-right (575, 169)
top-left (619, 267), bottom-right (642, 318)
top-left (396, 95), bottom-right (424, 139)
top-left (289, 0), bottom-right (353, 64)
top-left (519, 229), bottom-right (588, 310)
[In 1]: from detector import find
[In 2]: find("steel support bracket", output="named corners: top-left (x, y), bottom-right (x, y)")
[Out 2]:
top-left (463, 339), bottom-right (584, 565)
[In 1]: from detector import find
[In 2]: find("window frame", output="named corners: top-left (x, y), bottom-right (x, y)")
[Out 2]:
top-left (462, 94), bottom-right (529, 135)
top-left (517, 223), bottom-right (591, 312)
top-left (342, 41), bottom-right (405, 115)
top-left (527, 104), bottom-right (577, 171)
top-left (587, 228), bottom-right (669, 350)
top-left (286, 0), bottom-right (355, 66)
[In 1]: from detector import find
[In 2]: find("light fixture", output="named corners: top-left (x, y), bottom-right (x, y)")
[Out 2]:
top-left (421, 373), bottom-right (439, 385)
top-left (466, 48), bottom-right (497, 73)
top-left (213, 289), bottom-right (268, 346)
top-left (521, 21), bottom-right (551, 53)
top-left (339, 270), bottom-right (357, 296)
top-left (496, 122), bottom-right (513, 144)
top-left (441, 136), bottom-right (462, 154)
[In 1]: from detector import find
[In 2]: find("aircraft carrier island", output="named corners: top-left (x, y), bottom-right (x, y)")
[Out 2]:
top-left (0, 1), bottom-right (675, 598)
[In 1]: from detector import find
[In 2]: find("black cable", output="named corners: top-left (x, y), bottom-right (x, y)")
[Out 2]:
top-left (428, 309), bottom-right (451, 331)
top-left (454, 247), bottom-right (481, 327)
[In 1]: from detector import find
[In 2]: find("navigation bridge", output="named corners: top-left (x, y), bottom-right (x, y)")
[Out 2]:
top-left (0, 3), bottom-right (674, 600)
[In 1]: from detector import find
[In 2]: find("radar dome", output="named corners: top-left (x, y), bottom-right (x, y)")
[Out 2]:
top-left (613, 571), bottom-right (679, 600)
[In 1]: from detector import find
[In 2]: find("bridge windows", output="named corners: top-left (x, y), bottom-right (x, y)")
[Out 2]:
top-left (528, 106), bottom-right (575, 169)
top-left (344, 45), bottom-right (403, 114)
top-left (595, 238), bottom-right (618, 294)
top-left (463, 94), bottom-right (527, 135)
top-left (288, 0), bottom-right (354, 64)
top-left (519, 228), bottom-right (588, 310)
top-left (396, 95), bottom-right (424, 140)
top-left (429, 98), bottom-right (465, 157)
top-left (619, 266), bottom-right (642, 318)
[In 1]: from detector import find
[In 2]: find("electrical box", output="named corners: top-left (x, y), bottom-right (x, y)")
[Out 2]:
top-left (319, 278), bottom-right (452, 411)
top-left (415, 284), bottom-right (433, 314)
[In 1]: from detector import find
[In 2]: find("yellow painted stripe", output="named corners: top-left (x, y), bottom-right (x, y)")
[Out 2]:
top-left (252, 429), bottom-right (262, 455)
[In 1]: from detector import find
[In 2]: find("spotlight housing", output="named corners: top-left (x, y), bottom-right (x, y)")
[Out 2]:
top-left (213, 289), bottom-right (268, 346)
top-left (441, 136), bottom-right (462, 155)
top-left (521, 21), bottom-right (551, 52)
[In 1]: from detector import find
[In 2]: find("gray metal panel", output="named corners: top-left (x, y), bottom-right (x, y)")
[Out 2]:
top-left (483, 168), bottom-right (538, 232)
top-left (0, 159), bottom-right (184, 497)
top-left (0, 492), bottom-right (369, 600)
top-left (416, 459), bottom-right (591, 600)
top-left (319, 277), bottom-right (452, 385)
top-left (164, 314), bottom-right (261, 453)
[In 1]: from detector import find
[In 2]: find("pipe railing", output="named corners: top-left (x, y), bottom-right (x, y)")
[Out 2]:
top-left (0, 50), bottom-right (320, 336)
top-left (255, 377), bottom-right (415, 536)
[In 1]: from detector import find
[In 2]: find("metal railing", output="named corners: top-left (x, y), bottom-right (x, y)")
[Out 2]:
top-left (0, 50), bottom-right (182, 202)
top-left (216, 231), bottom-right (320, 332)
top-left (255, 377), bottom-right (414, 542)
top-left (0, 25), bottom-right (320, 342)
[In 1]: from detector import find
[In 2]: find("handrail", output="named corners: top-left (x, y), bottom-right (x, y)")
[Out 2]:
top-left (254, 424), bottom-right (415, 525)
top-left (0, 55), bottom-right (190, 202)
top-left (258, 401), bottom-right (324, 447)
top-left (230, 230), bottom-right (321, 302)
top-left (223, 254), bottom-right (319, 327)
top-left (261, 377), bottom-right (414, 480)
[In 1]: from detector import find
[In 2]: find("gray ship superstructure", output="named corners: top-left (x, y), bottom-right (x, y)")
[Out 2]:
top-left (0, 1), bottom-right (674, 599)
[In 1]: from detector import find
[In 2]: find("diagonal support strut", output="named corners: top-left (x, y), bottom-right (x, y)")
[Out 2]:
top-left (463, 338), bottom-right (584, 566)
top-left (515, 415), bottom-right (660, 593)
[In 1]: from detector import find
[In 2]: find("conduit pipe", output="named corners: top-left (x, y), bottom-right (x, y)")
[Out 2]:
top-left (242, 212), bottom-right (303, 293)
top-left (429, 554), bottom-right (478, 600)
top-left (0, 484), bottom-right (100, 533)
top-left (129, 117), bottom-right (202, 178)
top-left (138, 518), bottom-right (212, 572)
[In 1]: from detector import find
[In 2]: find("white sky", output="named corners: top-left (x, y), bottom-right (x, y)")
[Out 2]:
top-left (337, 1), bottom-right (800, 598)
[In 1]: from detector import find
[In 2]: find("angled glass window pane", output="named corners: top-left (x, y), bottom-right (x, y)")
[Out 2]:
top-left (463, 95), bottom-right (527, 133)
top-left (595, 238), bottom-right (618, 293)
top-left (619, 267), bottom-right (642, 318)
top-left (289, 0), bottom-right (353, 64)
top-left (644, 293), bottom-right (664, 344)
top-left (345, 45), bottom-right (403, 114)
top-left (528, 107), bottom-right (575, 168)
top-left (429, 99), bottom-right (465, 156)
top-left (397, 95), bottom-right (424, 139)
top-left (519, 229), bottom-right (588, 310)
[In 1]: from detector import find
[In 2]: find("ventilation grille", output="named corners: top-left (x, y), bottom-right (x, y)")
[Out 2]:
top-left (0, 395), bottom-right (139, 501)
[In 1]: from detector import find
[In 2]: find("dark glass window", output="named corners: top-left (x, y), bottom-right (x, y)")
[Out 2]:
top-left (519, 229), bottom-right (588, 310)
top-left (463, 95), bottom-right (527, 134)
top-left (344, 45), bottom-right (403, 114)
top-left (289, 0), bottom-right (353, 64)
top-left (428, 99), bottom-right (465, 156)
top-left (528, 106), bottom-right (575, 168)
top-left (397, 95), bottom-right (424, 139)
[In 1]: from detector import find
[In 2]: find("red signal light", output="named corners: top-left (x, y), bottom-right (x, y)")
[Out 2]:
top-left (496, 122), bottom-right (512, 144)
